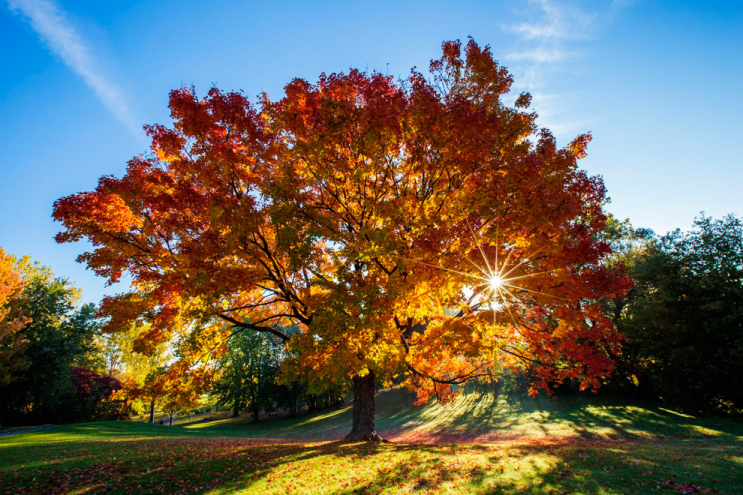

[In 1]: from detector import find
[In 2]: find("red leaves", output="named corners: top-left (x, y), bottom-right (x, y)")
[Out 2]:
top-left (658, 479), bottom-right (717, 494)
top-left (52, 38), bottom-right (629, 414)
top-left (514, 92), bottom-right (532, 109)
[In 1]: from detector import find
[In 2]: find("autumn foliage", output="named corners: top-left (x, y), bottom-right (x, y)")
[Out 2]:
top-left (54, 39), bottom-right (629, 438)
top-left (0, 247), bottom-right (29, 389)
top-left (69, 367), bottom-right (131, 421)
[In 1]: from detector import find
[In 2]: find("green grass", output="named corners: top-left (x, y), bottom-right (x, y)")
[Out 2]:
top-left (1, 389), bottom-right (741, 494)
top-left (182, 387), bottom-right (743, 444)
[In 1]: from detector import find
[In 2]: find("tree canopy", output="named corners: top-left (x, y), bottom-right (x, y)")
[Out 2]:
top-left (612, 214), bottom-right (743, 412)
top-left (54, 39), bottom-right (629, 439)
top-left (213, 330), bottom-right (282, 420)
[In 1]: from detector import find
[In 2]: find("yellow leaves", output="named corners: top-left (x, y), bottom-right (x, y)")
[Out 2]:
top-left (155, 146), bottom-right (179, 163)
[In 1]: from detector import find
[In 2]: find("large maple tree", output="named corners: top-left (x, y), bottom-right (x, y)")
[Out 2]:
top-left (54, 39), bottom-right (629, 440)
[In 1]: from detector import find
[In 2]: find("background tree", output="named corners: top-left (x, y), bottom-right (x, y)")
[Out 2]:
top-left (158, 368), bottom-right (204, 426)
top-left (1, 255), bottom-right (111, 426)
top-left (99, 322), bottom-right (169, 421)
top-left (67, 366), bottom-right (131, 422)
top-left (54, 39), bottom-right (629, 440)
top-left (616, 214), bottom-right (743, 412)
top-left (596, 215), bottom-right (655, 341)
top-left (0, 248), bottom-right (29, 429)
top-left (125, 365), bottom-right (168, 423)
top-left (14, 262), bottom-right (97, 422)
top-left (213, 330), bottom-right (282, 420)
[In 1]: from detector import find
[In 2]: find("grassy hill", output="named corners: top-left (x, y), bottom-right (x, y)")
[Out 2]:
top-left (1, 388), bottom-right (741, 494)
top-left (181, 387), bottom-right (743, 443)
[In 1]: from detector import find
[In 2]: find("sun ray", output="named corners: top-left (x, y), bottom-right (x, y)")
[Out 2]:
top-left (498, 289), bottom-right (526, 337)
top-left (390, 218), bottom-right (565, 324)
top-left (496, 245), bottom-right (517, 278)
top-left (499, 240), bottom-right (551, 279)
top-left (505, 269), bottom-right (560, 282)
top-left (501, 283), bottom-right (568, 301)
top-left (494, 221), bottom-right (500, 282)
top-left (464, 217), bottom-right (494, 275)
top-left (462, 254), bottom-right (491, 278)
top-left (391, 255), bottom-right (491, 282)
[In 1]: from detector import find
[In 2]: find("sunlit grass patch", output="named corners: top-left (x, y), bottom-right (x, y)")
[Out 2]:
top-left (2, 391), bottom-right (741, 493)
top-left (1, 425), bottom-right (740, 494)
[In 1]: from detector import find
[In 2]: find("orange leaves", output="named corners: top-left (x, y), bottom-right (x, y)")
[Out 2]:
top-left (568, 133), bottom-right (593, 159)
top-left (53, 192), bottom-right (141, 242)
top-left (52, 38), bottom-right (628, 412)
top-left (0, 247), bottom-right (30, 387)
top-left (0, 247), bottom-right (26, 327)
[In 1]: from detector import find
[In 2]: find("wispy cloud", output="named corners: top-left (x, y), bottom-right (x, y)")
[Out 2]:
top-left (506, 47), bottom-right (579, 63)
top-left (8, 0), bottom-right (142, 139)
top-left (503, 0), bottom-right (623, 139)
top-left (509, 0), bottom-right (597, 41)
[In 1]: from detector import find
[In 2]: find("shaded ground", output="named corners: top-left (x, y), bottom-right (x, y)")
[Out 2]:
top-left (183, 388), bottom-right (743, 445)
top-left (1, 390), bottom-right (740, 494)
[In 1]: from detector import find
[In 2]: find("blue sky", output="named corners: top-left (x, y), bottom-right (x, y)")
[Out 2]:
top-left (1, 0), bottom-right (741, 303)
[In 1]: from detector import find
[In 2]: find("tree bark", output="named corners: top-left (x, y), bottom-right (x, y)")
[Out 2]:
top-left (345, 371), bottom-right (382, 441)
top-left (148, 397), bottom-right (155, 424)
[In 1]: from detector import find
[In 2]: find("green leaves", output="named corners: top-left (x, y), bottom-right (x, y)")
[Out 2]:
top-left (614, 214), bottom-right (743, 413)
top-left (1, 257), bottom-right (105, 424)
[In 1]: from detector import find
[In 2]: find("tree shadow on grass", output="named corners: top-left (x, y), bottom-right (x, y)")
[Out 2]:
top-left (325, 439), bottom-right (741, 495)
top-left (4, 391), bottom-right (740, 494)
top-left (379, 390), bottom-right (743, 444)
top-left (0, 430), bottom-right (740, 494)
top-left (530, 396), bottom-right (743, 442)
top-left (166, 388), bottom-right (742, 446)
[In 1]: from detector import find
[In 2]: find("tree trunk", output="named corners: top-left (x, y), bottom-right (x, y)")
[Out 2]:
top-left (148, 397), bottom-right (155, 424)
top-left (345, 371), bottom-right (381, 441)
top-left (289, 388), bottom-right (297, 416)
top-left (232, 406), bottom-right (239, 418)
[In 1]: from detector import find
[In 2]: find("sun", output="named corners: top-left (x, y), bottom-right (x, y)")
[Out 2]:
top-left (489, 274), bottom-right (504, 291)
top-left (392, 217), bottom-right (558, 317)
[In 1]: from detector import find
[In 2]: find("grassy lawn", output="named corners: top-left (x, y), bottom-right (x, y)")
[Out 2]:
top-left (1, 389), bottom-right (741, 494)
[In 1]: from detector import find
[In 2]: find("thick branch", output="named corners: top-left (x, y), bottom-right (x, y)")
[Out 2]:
top-left (217, 314), bottom-right (289, 341)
